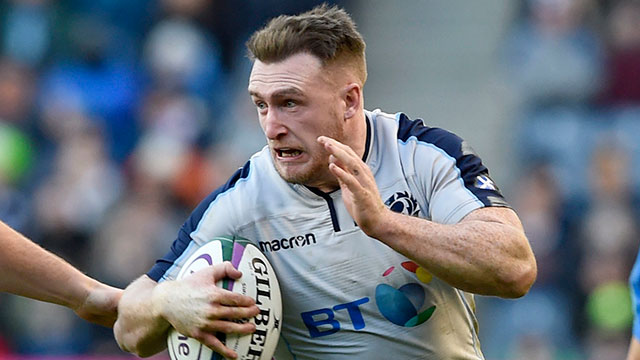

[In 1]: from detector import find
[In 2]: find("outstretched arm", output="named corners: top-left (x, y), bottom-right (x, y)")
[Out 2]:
top-left (628, 337), bottom-right (640, 360)
top-left (628, 251), bottom-right (640, 359)
top-left (0, 220), bottom-right (122, 327)
top-left (319, 136), bottom-right (537, 298)
top-left (114, 263), bottom-right (260, 358)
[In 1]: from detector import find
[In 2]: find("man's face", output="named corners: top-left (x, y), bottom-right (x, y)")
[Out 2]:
top-left (248, 53), bottom-right (345, 190)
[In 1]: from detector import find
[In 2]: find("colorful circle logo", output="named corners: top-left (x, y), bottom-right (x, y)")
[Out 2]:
top-left (375, 261), bottom-right (436, 327)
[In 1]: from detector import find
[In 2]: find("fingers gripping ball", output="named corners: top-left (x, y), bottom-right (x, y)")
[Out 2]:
top-left (167, 236), bottom-right (283, 360)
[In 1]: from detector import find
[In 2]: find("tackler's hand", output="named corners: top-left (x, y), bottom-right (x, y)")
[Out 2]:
top-left (74, 282), bottom-right (122, 327)
top-left (318, 136), bottom-right (389, 237)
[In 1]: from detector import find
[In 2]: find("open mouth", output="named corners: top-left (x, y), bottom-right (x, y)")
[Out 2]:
top-left (276, 148), bottom-right (303, 158)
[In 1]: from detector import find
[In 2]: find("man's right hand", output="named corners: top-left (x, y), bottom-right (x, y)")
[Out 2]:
top-left (152, 261), bottom-right (260, 359)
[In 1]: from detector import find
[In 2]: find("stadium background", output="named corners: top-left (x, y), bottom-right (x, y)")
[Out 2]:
top-left (1, 0), bottom-right (639, 358)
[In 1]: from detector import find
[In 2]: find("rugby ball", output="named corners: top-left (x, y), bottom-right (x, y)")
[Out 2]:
top-left (167, 236), bottom-right (282, 360)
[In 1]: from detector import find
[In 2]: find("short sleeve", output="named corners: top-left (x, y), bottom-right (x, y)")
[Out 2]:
top-left (397, 114), bottom-right (509, 224)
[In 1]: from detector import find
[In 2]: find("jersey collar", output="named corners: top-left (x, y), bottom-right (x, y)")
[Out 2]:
top-left (362, 112), bottom-right (373, 164)
top-left (291, 111), bottom-right (376, 200)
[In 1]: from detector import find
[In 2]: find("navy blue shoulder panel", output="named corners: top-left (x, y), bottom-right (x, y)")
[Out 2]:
top-left (146, 160), bottom-right (252, 281)
top-left (397, 113), bottom-right (509, 208)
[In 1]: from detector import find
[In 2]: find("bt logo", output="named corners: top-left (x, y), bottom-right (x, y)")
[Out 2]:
top-left (300, 261), bottom-right (436, 338)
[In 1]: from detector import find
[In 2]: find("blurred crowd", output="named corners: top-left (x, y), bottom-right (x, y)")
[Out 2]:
top-left (0, 0), bottom-right (639, 358)
top-left (479, 0), bottom-right (640, 359)
top-left (0, 0), bottom-right (344, 356)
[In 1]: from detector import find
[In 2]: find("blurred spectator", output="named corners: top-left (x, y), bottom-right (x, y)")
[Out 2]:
top-left (504, 0), bottom-right (605, 200)
top-left (513, 107), bottom-right (600, 198)
top-left (38, 14), bottom-right (140, 162)
top-left (1, 0), bottom-right (54, 67)
top-left (610, 107), bottom-right (640, 191)
top-left (0, 58), bottom-right (36, 125)
top-left (138, 88), bottom-right (215, 152)
top-left (211, 69), bottom-right (270, 165)
top-left (3, 296), bottom-right (93, 355)
top-left (5, 0), bottom-right (640, 357)
top-left (0, 123), bottom-right (33, 231)
top-left (142, 17), bottom-right (224, 99)
top-left (578, 142), bottom-right (637, 291)
top-left (478, 162), bottom-right (581, 359)
top-left (0, 0), bottom-right (353, 356)
top-left (32, 121), bottom-right (123, 267)
top-left (511, 163), bottom-right (567, 287)
top-left (89, 189), bottom-right (182, 289)
top-left (571, 141), bottom-right (637, 357)
top-left (504, 0), bottom-right (603, 109)
top-left (167, 0), bottom-right (348, 72)
top-left (495, 1), bottom-right (640, 358)
top-left (0, 59), bottom-right (36, 233)
top-left (62, 0), bottom-right (155, 43)
top-left (599, 0), bottom-right (640, 105)
top-left (171, 147), bottom-right (236, 209)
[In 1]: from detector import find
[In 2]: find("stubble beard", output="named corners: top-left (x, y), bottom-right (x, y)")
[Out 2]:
top-left (273, 150), bottom-right (331, 187)
top-left (272, 118), bottom-right (344, 190)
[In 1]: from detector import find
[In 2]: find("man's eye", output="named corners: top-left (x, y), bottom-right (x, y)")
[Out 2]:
top-left (256, 102), bottom-right (267, 110)
top-left (285, 100), bottom-right (296, 108)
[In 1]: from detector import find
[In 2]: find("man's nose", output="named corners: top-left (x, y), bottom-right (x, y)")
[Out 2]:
top-left (263, 109), bottom-right (288, 140)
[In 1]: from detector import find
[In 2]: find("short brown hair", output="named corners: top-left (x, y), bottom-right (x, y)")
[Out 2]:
top-left (246, 4), bottom-right (367, 84)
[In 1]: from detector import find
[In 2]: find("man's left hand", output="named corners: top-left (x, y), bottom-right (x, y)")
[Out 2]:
top-left (318, 136), bottom-right (388, 236)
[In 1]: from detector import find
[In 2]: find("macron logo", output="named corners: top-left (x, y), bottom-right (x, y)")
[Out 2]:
top-left (259, 233), bottom-right (317, 253)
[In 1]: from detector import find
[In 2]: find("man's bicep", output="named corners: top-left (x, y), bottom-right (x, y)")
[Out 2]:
top-left (459, 206), bottom-right (524, 231)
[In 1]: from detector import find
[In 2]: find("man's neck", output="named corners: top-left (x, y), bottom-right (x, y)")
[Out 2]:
top-left (346, 110), bottom-right (368, 160)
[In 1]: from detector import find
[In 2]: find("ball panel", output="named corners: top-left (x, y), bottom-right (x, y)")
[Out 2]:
top-left (175, 240), bottom-right (224, 280)
top-left (226, 243), bottom-right (282, 360)
top-left (167, 329), bottom-right (207, 360)
top-left (212, 236), bottom-right (235, 290)
top-left (167, 237), bottom-right (282, 360)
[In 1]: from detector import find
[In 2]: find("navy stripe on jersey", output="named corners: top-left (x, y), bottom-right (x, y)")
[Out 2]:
top-left (306, 187), bottom-right (341, 232)
top-left (362, 114), bottom-right (372, 163)
top-left (146, 161), bottom-right (252, 282)
top-left (396, 113), bottom-right (509, 208)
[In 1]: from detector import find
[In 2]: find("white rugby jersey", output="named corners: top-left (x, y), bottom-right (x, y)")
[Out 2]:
top-left (148, 109), bottom-right (509, 359)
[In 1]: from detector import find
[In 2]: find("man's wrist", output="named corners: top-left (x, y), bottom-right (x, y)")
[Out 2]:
top-left (150, 281), bottom-right (172, 321)
top-left (366, 206), bottom-right (396, 241)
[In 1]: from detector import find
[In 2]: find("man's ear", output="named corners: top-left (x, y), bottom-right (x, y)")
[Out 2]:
top-left (343, 83), bottom-right (362, 120)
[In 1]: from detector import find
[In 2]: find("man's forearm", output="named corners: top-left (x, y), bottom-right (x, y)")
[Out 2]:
top-left (369, 207), bottom-right (537, 298)
top-left (628, 337), bottom-right (640, 360)
top-left (0, 221), bottom-right (92, 307)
